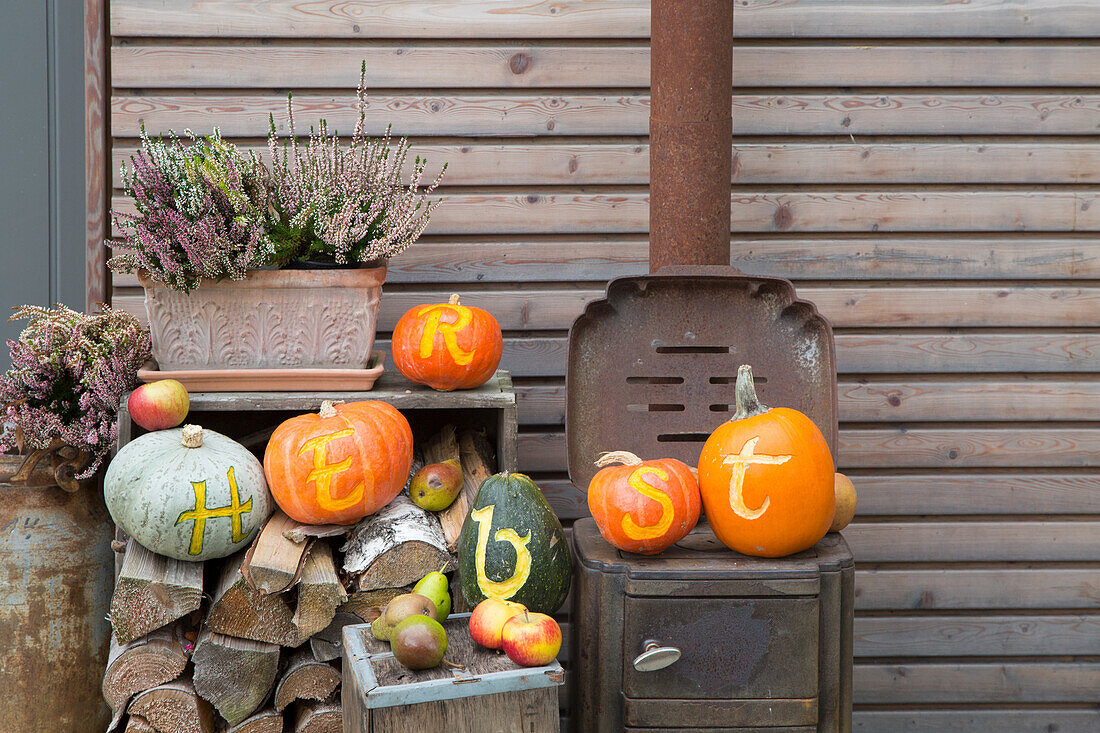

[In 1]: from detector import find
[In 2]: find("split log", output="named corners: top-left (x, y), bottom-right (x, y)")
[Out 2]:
top-left (338, 587), bottom-right (408, 623)
top-left (292, 700), bottom-right (342, 733)
top-left (206, 552), bottom-right (298, 646)
top-left (282, 523), bottom-right (350, 544)
top-left (342, 493), bottom-right (453, 592)
top-left (103, 622), bottom-right (189, 714)
top-left (291, 542), bottom-right (348, 641)
top-left (111, 538), bottom-right (203, 644)
top-left (244, 510), bottom-right (312, 595)
top-left (226, 707), bottom-right (284, 733)
top-left (438, 430), bottom-right (496, 552)
top-left (192, 630), bottom-right (280, 727)
top-left (127, 677), bottom-right (215, 733)
top-left (274, 647), bottom-right (341, 713)
top-left (310, 611), bottom-right (368, 663)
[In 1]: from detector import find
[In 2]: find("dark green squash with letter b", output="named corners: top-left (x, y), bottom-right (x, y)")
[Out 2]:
top-left (458, 472), bottom-right (571, 614)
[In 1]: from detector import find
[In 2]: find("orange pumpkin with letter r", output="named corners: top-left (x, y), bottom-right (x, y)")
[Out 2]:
top-left (263, 400), bottom-right (413, 525)
top-left (587, 451), bottom-right (700, 555)
top-left (392, 294), bottom-right (503, 391)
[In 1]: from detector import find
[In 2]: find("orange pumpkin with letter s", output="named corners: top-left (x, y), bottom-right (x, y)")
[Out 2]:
top-left (263, 399), bottom-right (413, 525)
top-left (587, 451), bottom-right (700, 555)
top-left (697, 364), bottom-right (835, 558)
top-left (391, 294), bottom-right (503, 391)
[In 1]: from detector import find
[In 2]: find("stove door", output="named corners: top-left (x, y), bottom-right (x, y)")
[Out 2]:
top-left (623, 595), bottom-right (820, 706)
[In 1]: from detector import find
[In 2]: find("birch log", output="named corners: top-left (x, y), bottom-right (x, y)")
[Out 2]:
top-left (341, 493), bottom-right (453, 591)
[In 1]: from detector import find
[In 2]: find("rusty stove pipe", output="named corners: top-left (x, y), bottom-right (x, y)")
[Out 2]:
top-left (649, 0), bottom-right (733, 272)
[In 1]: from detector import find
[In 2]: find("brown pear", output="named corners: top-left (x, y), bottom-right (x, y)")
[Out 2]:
top-left (372, 593), bottom-right (437, 641)
top-left (391, 615), bottom-right (447, 670)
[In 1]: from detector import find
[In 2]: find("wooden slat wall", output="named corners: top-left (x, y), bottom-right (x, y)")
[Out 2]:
top-left (108, 2), bottom-right (1100, 730)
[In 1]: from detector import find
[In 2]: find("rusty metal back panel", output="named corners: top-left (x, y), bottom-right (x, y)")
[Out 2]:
top-left (566, 267), bottom-right (837, 489)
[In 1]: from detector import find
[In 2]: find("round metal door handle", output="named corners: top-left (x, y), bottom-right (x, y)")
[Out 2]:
top-left (632, 641), bottom-right (681, 672)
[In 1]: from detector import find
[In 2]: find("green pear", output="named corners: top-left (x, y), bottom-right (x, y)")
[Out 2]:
top-left (413, 570), bottom-right (452, 622)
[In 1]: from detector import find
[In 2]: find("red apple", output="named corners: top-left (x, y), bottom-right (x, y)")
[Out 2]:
top-left (501, 610), bottom-right (562, 667)
top-left (128, 379), bottom-right (189, 431)
top-left (468, 598), bottom-right (526, 650)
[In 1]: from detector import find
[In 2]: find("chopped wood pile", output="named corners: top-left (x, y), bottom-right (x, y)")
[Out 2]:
top-left (103, 425), bottom-right (495, 732)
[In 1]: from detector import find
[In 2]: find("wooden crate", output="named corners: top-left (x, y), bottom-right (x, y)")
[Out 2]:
top-left (343, 613), bottom-right (564, 732)
top-left (570, 519), bottom-right (854, 732)
top-left (116, 371), bottom-right (518, 471)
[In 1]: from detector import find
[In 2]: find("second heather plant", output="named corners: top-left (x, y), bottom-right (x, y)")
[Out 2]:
top-left (266, 63), bottom-right (447, 265)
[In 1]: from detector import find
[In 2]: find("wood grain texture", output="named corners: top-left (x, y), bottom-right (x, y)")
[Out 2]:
top-left (853, 709), bottom-right (1100, 732)
top-left (110, 43), bottom-right (1100, 88)
top-left (110, 93), bottom-right (1100, 138)
top-left (854, 614), bottom-right (1100, 657)
top-left (855, 567), bottom-right (1100, 611)
top-left (109, 0), bottom-right (1100, 39)
top-left (113, 142), bottom-right (1100, 187)
top-left (516, 427), bottom-right (1100, 472)
top-left (853, 662), bottom-right (1100, 704)
top-left (84, 0), bottom-right (107, 309)
top-left (844, 521), bottom-right (1100, 562)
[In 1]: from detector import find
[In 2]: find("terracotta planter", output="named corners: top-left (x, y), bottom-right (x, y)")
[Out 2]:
top-left (140, 266), bottom-right (386, 370)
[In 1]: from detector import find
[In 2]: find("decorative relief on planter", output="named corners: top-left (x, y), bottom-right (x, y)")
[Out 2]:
top-left (140, 267), bottom-right (385, 370)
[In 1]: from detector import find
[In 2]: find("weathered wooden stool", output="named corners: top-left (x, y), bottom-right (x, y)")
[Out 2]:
top-left (342, 613), bottom-right (564, 732)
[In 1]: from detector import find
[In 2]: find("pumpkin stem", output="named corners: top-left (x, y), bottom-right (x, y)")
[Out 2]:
top-left (181, 424), bottom-right (204, 448)
top-left (448, 293), bottom-right (461, 305)
top-left (594, 451), bottom-right (643, 468)
top-left (732, 364), bottom-right (769, 420)
top-left (318, 400), bottom-right (343, 418)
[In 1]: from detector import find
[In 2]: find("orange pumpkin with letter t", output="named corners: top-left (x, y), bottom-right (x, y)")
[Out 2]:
top-left (264, 400), bottom-right (413, 525)
top-left (392, 294), bottom-right (503, 391)
top-left (698, 364), bottom-right (835, 558)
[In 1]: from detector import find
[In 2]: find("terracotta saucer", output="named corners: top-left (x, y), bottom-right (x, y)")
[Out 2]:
top-left (137, 351), bottom-right (385, 392)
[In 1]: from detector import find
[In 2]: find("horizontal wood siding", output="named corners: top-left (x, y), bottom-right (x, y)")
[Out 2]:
top-left (109, 2), bottom-right (1100, 729)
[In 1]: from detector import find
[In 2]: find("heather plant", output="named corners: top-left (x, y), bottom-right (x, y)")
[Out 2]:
top-left (267, 63), bottom-right (447, 265)
top-left (108, 127), bottom-right (285, 292)
top-left (0, 305), bottom-right (150, 481)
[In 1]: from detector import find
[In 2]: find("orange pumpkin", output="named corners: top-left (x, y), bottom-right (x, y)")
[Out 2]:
top-left (698, 365), bottom-right (835, 558)
top-left (263, 400), bottom-right (413, 525)
top-left (391, 294), bottom-right (503, 391)
top-left (587, 451), bottom-right (700, 555)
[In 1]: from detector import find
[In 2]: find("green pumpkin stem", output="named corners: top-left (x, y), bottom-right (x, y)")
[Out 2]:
top-left (732, 364), bottom-right (769, 421)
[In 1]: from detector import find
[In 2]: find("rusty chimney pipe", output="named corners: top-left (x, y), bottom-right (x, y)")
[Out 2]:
top-left (649, 0), bottom-right (733, 272)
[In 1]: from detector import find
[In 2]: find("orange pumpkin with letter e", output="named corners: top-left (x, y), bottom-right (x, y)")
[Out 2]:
top-left (264, 400), bottom-right (413, 525)
top-left (698, 364), bottom-right (835, 558)
top-left (392, 294), bottom-right (503, 391)
top-left (587, 451), bottom-right (701, 555)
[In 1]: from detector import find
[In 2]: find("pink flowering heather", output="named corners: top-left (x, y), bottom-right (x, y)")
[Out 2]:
top-left (0, 305), bottom-right (150, 478)
top-left (108, 128), bottom-right (284, 292)
top-left (267, 62), bottom-right (447, 264)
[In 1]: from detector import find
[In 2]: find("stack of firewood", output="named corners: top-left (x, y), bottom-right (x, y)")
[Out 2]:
top-left (102, 425), bottom-right (495, 733)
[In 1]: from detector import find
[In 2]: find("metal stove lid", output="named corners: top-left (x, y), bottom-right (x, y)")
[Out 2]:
top-left (565, 266), bottom-right (837, 489)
